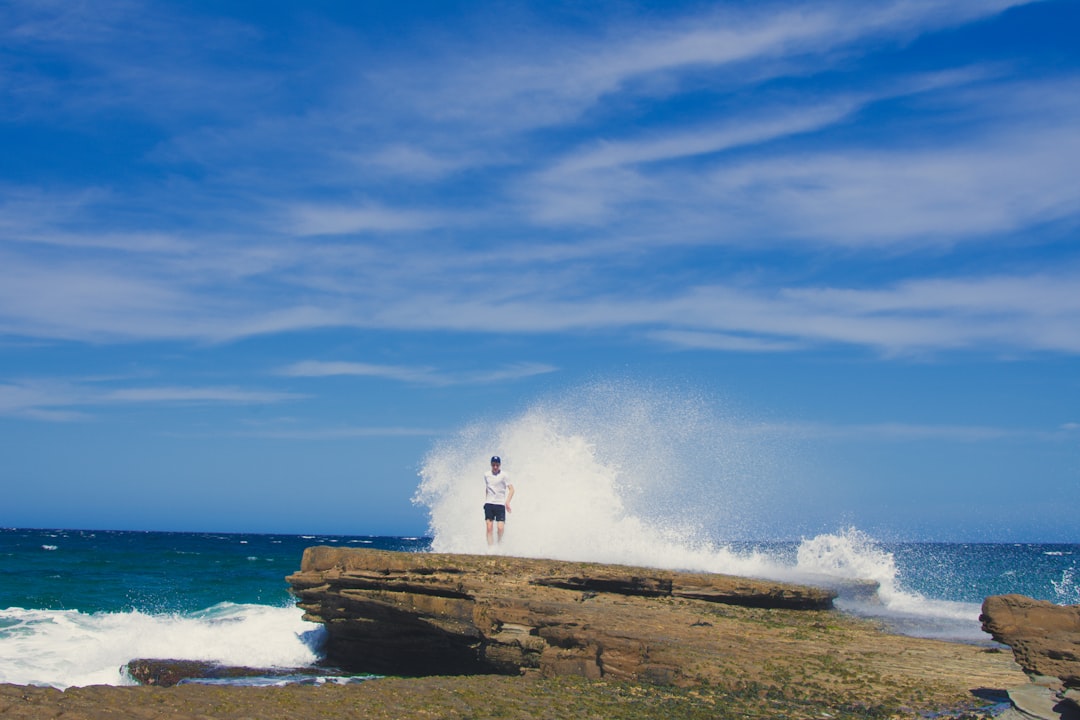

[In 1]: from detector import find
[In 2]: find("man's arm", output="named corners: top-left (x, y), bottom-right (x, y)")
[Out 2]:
top-left (505, 484), bottom-right (514, 513)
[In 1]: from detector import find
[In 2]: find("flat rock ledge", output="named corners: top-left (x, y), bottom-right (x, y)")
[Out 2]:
top-left (287, 546), bottom-right (836, 683)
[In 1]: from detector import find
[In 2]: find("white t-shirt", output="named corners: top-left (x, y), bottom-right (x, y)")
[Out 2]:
top-left (484, 471), bottom-right (511, 505)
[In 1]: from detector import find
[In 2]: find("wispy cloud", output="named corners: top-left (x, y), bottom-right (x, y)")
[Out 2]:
top-left (549, 102), bottom-right (859, 175)
top-left (287, 204), bottom-right (446, 236)
top-left (525, 73), bottom-right (1080, 239)
top-left (367, 0), bottom-right (1032, 137)
top-left (234, 425), bottom-right (442, 440)
top-left (703, 113), bottom-right (1080, 247)
top-left (0, 0), bottom-right (1073, 364)
top-left (279, 361), bottom-right (438, 383)
top-left (0, 188), bottom-right (194, 253)
top-left (279, 360), bottom-right (558, 386)
top-left (0, 378), bottom-right (304, 421)
top-left (361, 145), bottom-right (472, 180)
top-left (293, 265), bottom-right (1076, 356)
top-left (750, 420), bottom-right (1079, 444)
top-left (6, 214), bottom-right (1079, 354)
top-left (0, 381), bottom-right (93, 422)
top-left (647, 330), bottom-right (806, 353)
top-left (101, 386), bottom-right (302, 404)
top-left (1, 0), bottom-right (273, 123)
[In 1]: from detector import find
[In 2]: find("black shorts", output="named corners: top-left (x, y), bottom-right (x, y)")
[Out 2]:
top-left (484, 503), bottom-right (506, 522)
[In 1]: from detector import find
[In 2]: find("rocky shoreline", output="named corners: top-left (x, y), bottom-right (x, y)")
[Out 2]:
top-left (4, 547), bottom-right (1067, 719)
top-left (285, 546), bottom-right (842, 680)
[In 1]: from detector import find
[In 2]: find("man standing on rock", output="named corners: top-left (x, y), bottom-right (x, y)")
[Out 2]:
top-left (484, 456), bottom-right (514, 545)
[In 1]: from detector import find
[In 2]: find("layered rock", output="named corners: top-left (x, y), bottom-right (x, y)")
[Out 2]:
top-left (981, 594), bottom-right (1080, 687)
top-left (286, 546), bottom-right (836, 683)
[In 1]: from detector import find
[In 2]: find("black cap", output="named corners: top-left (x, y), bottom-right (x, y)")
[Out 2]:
top-left (491, 456), bottom-right (501, 463)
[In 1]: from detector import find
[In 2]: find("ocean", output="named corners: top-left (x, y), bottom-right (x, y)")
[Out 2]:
top-left (0, 530), bottom-right (426, 688)
top-left (1, 527), bottom-right (1077, 689)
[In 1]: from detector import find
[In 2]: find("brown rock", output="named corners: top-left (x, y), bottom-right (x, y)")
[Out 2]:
top-left (980, 594), bottom-right (1080, 687)
top-left (126, 659), bottom-right (218, 687)
top-left (286, 547), bottom-right (839, 682)
top-left (125, 659), bottom-right (322, 687)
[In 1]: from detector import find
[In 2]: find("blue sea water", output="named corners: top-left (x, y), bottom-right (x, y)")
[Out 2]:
top-left (0, 529), bottom-right (427, 614)
top-left (0, 529), bottom-right (426, 687)
top-left (1, 527), bottom-right (1077, 689)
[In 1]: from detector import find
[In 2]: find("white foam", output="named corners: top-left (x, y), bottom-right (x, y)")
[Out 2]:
top-left (416, 382), bottom-right (774, 570)
top-left (413, 382), bottom-right (988, 641)
top-left (1053, 567), bottom-right (1080, 604)
top-left (793, 528), bottom-right (986, 642)
top-left (0, 603), bottom-right (324, 689)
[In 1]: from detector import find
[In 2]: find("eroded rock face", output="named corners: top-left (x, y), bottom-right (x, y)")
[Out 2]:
top-left (286, 547), bottom-right (836, 683)
top-left (980, 594), bottom-right (1080, 687)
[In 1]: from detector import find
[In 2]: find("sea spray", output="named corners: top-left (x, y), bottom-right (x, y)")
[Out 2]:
top-left (796, 527), bottom-right (901, 595)
top-left (1053, 567), bottom-right (1080, 604)
top-left (414, 380), bottom-right (782, 568)
top-left (413, 381), bottom-right (993, 641)
top-left (793, 528), bottom-right (987, 641)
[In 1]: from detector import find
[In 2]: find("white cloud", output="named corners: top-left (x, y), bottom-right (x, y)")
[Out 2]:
top-left (0, 0), bottom-right (1072, 362)
top-left (705, 123), bottom-right (1080, 247)
top-left (102, 386), bottom-right (303, 404)
top-left (334, 267), bottom-right (1080, 356)
top-left (234, 426), bottom-right (442, 440)
top-left (5, 208), bottom-right (1080, 355)
top-left (551, 102), bottom-right (859, 176)
top-left (280, 361), bottom-right (438, 383)
top-left (647, 330), bottom-right (806, 353)
top-left (0, 188), bottom-right (196, 253)
top-left (0, 381), bottom-right (91, 422)
top-left (362, 0), bottom-right (1032, 138)
top-left (362, 145), bottom-right (467, 180)
top-left (287, 204), bottom-right (444, 236)
top-left (1, 0), bottom-right (271, 123)
top-left (673, 273), bottom-right (1080, 355)
top-left (524, 73), bottom-right (1080, 240)
top-left (753, 420), bottom-right (1072, 443)
top-left (0, 253), bottom-right (195, 341)
top-left (521, 98), bottom-right (863, 225)
top-left (0, 378), bottom-right (303, 421)
top-left (466, 363), bottom-right (559, 384)
top-left (279, 360), bottom-right (557, 386)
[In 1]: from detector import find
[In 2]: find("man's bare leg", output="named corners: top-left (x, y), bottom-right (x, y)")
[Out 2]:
top-left (486, 519), bottom-right (495, 546)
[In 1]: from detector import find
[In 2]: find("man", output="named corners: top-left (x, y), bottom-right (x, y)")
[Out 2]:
top-left (483, 456), bottom-right (514, 545)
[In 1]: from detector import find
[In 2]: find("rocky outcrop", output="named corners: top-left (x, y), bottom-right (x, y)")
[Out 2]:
top-left (124, 659), bottom-right (322, 687)
top-left (126, 660), bottom-right (230, 687)
top-left (981, 594), bottom-right (1080, 687)
top-left (286, 546), bottom-right (836, 683)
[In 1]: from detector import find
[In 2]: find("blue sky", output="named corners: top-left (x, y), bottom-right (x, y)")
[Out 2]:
top-left (1, 0), bottom-right (1078, 541)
